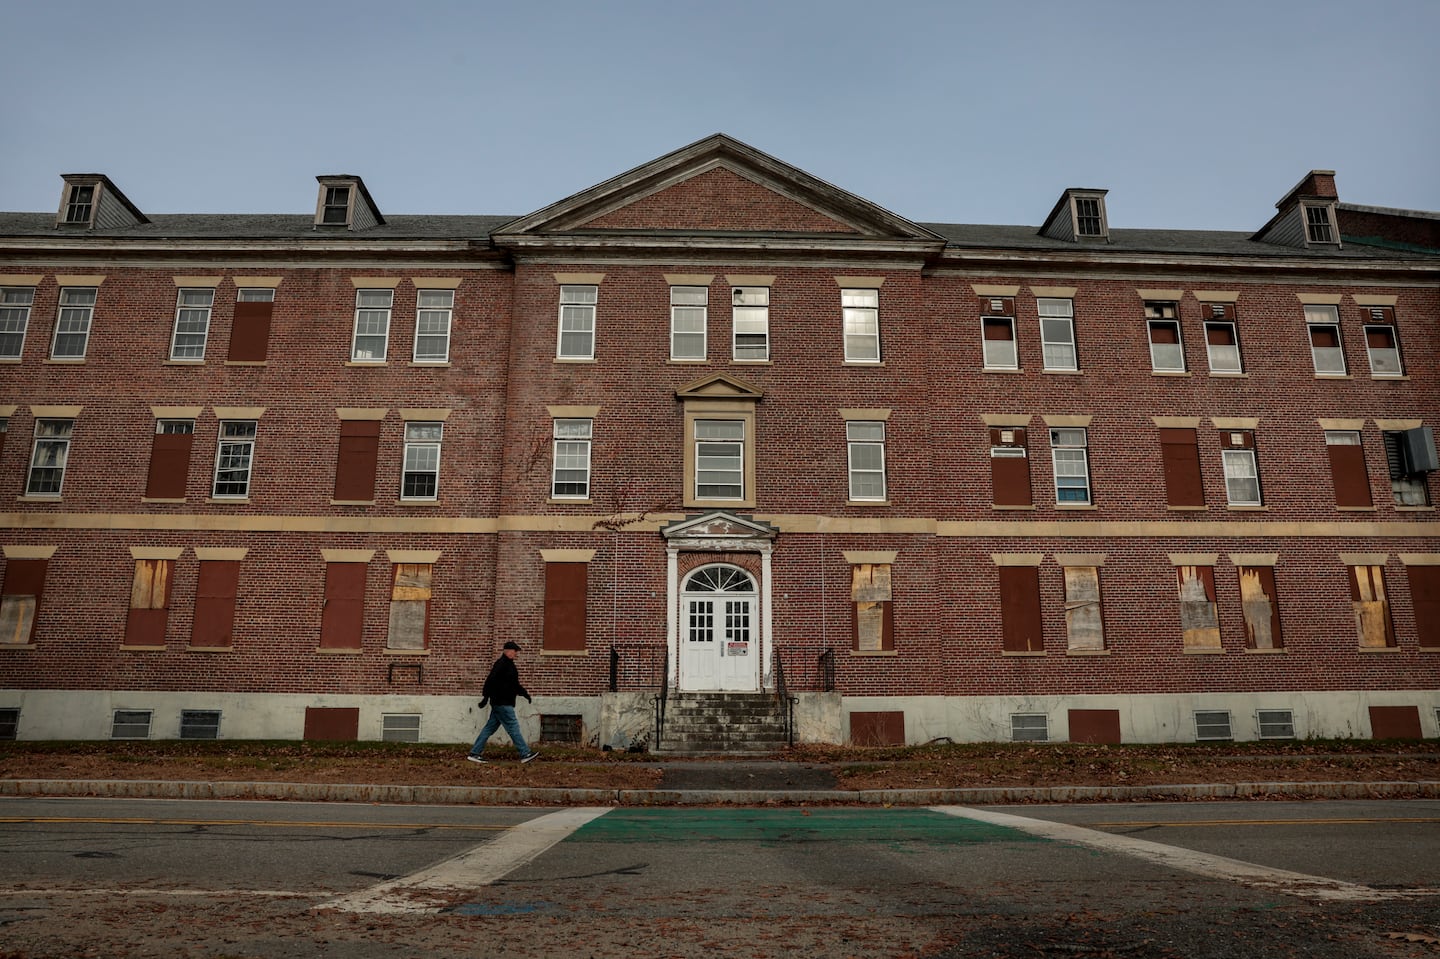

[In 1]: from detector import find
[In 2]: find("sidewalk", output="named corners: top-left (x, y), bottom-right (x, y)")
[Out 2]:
top-left (3, 759), bottom-right (1436, 806)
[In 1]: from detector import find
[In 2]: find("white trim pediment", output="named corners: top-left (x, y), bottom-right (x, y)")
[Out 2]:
top-left (663, 510), bottom-right (778, 545)
top-left (492, 133), bottom-right (943, 242)
top-left (675, 372), bottom-right (764, 401)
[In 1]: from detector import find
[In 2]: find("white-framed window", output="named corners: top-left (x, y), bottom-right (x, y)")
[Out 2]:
top-left (1305, 304), bottom-right (1345, 374)
top-left (1038, 298), bottom-right (1076, 371)
top-left (1010, 713), bottom-right (1049, 742)
top-left (51, 287), bottom-right (96, 359)
top-left (980, 297), bottom-right (1017, 369)
top-left (111, 709), bottom-right (153, 740)
top-left (1203, 303), bottom-right (1242, 373)
top-left (1145, 301), bottom-right (1184, 372)
top-left (1257, 709), bottom-right (1296, 739)
top-left (1050, 428), bottom-right (1091, 504)
top-left (846, 421), bottom-right (886, 501)
top-left (842, 288), bottom-right (880, 363)
top-left (212, 420), bottom-right (257, 498)
top-left (238, 287), bottom-right (275, 303)
top-left (0, 286), bottom-right (34, 359)
top-left (695, 419), bottom-right (744, 499)
top-left (1222, 434), bottom-right (1261, 506)
top-left (64, 184), bottom-right (95, 224)
top-left (1074, 196), bottom-right (1104, 237)
top-left (321, 186), bottom-right (350, 225)
top-left (732, 286), bottom-right (769, 361)
top-left (401, 421), bottom-right (443, 501)
top-left (1304, 205), bottom-right (1336, 244)
top-left (557, 284), bottom-right (597, 359)
top-left (1194, 710), bottom-right (1233, 741)
top-left (413, 289), bottom-right (453, 363)
top-left (351, 289), bottom-right (392, 361)
top-left (26, 419), bottom-right (74, 496)
top-left (169, 287), bottom-right (215, 361)
top-left (382, 713), bottom-right (422, 743)
top-left (1362, 307), bottom-right (1402, 376)
top-left (670, 286), bottom-right (707, 360)
top-left (180, 710), bottom-right (222, 740)
top-left (551, 418), bottom-right (593, 499)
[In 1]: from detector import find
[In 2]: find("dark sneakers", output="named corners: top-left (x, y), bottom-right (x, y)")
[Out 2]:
top-left (520, 751), bottom-right (540, 764)
top-left (466, 754), bottom-right (487, 764)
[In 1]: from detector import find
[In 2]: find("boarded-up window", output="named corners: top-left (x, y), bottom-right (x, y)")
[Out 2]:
top-left (386, 563), bottom-right (432, 650)
top-left (1063, 566), bottom-right (1104, 651)
top-left (303, 706), bottom-right (359, 741)
top-left (1350, 565), bottom-right (1396, 648)
top-left (850, 710), bottom-right (905, 746)
top-left (146, 421), bottom-right (194, 499)
top-left (228, 295), bottom-right (273, 362)
top-left (1369, 705), bottom-right (1422, 740)
top-left (1325, 431), bottom-right (1372, 508)
top-left (0, 559), bottom-right (47, 646)
top-left (851, 563), bottom-right (894, 652)
top-left (192, 560), bottom-right (240, 648)
top-left (1159, 428), bottom-right (1204, 507)
top-left (320, 562), bottom-right (367, 649)
top-left (990, 428), bottom-right (1031, 507)
top-left (334, 420), bottom-right (381, 501)
top-left (1069, 709), bottom-right (1121, 744)
top-left (1177, 565), bottom-right (1220, 649)
top-left (1407, 565), bottom-right (1440, 649)
top-left (124, 559), bottom-right (171, 647)
top-left (999, 565), bottom-right (1042, 652)
top-left (1237, 565), bottom-right (1283, 649)
top-left (544, 561), bottom-right (588, 652)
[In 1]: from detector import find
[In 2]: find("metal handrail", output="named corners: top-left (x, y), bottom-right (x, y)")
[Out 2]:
top-left (654, 645), bottom-right (669, 748)
top-left (817, 648), bottom-right (836, 692)
top-left (773, 648), bottom-right (797, 746)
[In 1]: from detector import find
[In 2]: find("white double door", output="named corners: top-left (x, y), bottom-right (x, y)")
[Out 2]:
top-left (679, 565), bottom-right (759, 691)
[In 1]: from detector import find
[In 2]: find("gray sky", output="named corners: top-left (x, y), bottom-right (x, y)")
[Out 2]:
top-left (3, 0), bottom-right (1436, 230)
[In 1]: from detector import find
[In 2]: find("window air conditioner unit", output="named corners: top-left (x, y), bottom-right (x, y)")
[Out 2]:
top-left (1402, 426), bottom-right (1438, 473)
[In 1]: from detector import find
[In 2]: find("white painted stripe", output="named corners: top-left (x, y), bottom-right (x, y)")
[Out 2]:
top-left (932, 806), bottom-right (1430, 903)
top-left (0, 888), bottom-right (305, 898)
top-left (322, 806), bottom-right (612, 914)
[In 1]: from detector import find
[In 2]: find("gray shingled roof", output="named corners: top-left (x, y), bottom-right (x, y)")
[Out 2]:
top-left (0, 211), bottom-right (1434, 260)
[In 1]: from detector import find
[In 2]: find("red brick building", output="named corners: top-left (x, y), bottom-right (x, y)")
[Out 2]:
top-left (2, 135), bottom-right (1437, 747)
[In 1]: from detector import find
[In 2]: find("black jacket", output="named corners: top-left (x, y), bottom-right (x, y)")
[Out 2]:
top-left (481, 654), bottom-right (529, 707)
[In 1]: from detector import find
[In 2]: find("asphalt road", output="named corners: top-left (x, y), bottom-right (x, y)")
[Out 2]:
top-left (1, 797), bottom-right (1436, 958)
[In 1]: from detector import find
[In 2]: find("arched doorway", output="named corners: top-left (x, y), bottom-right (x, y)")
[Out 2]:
top-left (679, 564), bottom-right (759, 691)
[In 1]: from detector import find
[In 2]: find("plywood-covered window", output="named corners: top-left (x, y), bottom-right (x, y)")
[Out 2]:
top-left (1407, 565), bottom-right (1440, 650)
top-left (192, 560), bottom-right (240, 648)
top-left (1325, 431), bottom-right (1372, 508)
top-left (146, 419), bottom-right (194, 499)
top-left (1349, 564), bottom-right (1395, 648)
top-left (851, 563), bottom-right (894, 652)
top-left (543, 561), bottom-right (588, 652)
top-left (334, 419), bottom-right (381, 502)
top-left (124, 558), bottom-right (172, 647)
top-left (386, 563), bottom-right (432, 650)
top-left (0, 558), bottom-right (47, 646)
top-left (1160, 428), bottom-right (1204, 508)
top-left (990, 427), bottom-right (1031, 507)
top-left (229, 288), bottom-right (274, 363)
top-left (1062, 566), bottom-right (1104, 651)
top-left (998, 565), bottom-right (1042, 653)
top-left (1237, 566), bottom-right (1282, 649)
top-left (320, 562), bottom-right (367, 649)
top-left (1177, 565), bottom-right (1220, 649)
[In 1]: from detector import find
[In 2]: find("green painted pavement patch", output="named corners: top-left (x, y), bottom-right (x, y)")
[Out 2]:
top-left (570, 807), bottom-right (1045, 845)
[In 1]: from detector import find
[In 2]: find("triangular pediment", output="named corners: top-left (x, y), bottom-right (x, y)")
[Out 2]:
top-left (674, 372), bottom-right (763, 401)
top-left (494, 134), bottom-right (942, 243)
top-left (662, 510), bottom-right (778, 543)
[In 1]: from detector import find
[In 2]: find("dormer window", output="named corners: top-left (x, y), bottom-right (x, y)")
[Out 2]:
top-left (1304, 204), bottom-right (1336, 243)
top-left (1040, 188), bottom-right (1109, 242)
top-left (1074, 197), bottom-right (1103, 237)
top-left (321, 186), bottom-right (351, 225)
top-left (64, 184), bottom-right (95, 224)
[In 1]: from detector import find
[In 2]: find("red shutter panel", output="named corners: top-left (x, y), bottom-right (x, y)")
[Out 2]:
top-left (320, 562), bottom-right (367, 649)
top-left (1, 559), bottom-right (47, 645)
top-left (123, 560), bottom-right (171, 647)
top-left (543, 562), bottom-right (588, 651)
top-left (333, 421), bottom-right (380, 501)
top-left (990, 428), bottom-right (1031, 507)
top-left (145, 432), bottom-right (194, 499)
top-left (1407, 565), bottom-right (1440, 649)
top-left (998, 565), bottom-right (1043, 652)
top-left (1159, 428), bottom-right (1204, 507)
top-left (1327, 443), bottom-right (1373, 507)
top-left (192, 560), bottom-right (241, 648)
top-left (228, 301), bottom-right (273, 362)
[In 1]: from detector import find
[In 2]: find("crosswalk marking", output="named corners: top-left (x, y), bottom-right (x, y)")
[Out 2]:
top-left (320, 807), bottom-right (613, 914)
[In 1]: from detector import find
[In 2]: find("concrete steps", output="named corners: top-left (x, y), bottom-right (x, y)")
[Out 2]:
top-left (654, 691), bottom-right (791, 754)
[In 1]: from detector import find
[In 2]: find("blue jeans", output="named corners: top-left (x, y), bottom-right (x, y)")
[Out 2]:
top-left (469, 705), bottom-right (531, 759)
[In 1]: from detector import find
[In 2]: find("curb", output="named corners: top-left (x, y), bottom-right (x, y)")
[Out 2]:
top-left (3, 778), bottom-right (1437, 806)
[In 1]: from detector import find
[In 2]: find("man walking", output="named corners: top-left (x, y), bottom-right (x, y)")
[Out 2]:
top-left (467, 641), bottom-right (539, 764)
